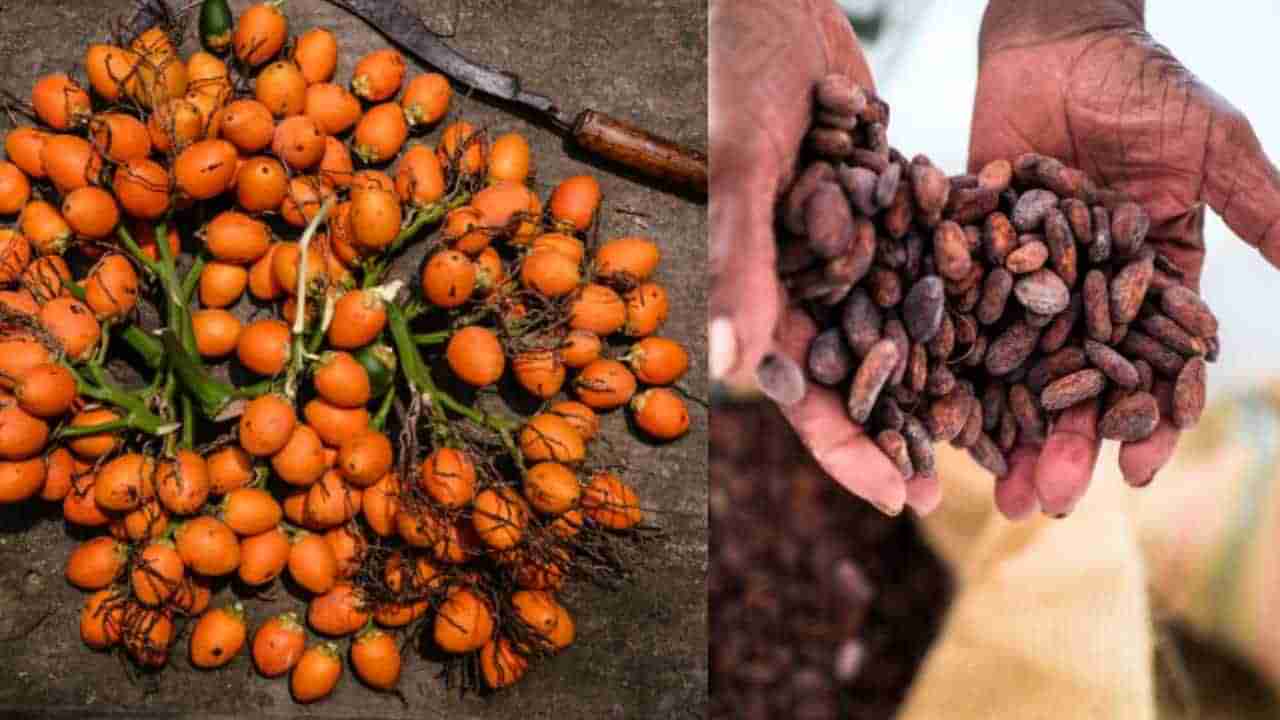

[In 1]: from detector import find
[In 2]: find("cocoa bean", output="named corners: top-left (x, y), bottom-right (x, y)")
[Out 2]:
top-left (1083, 340), bottom-right (1139, 389)
top-left (1041, 369), bottom-right (1106, 411)
top-left (1082, 270), bottom-right (1112, 343)
top-left (1012, 189), bottom-right (1059, 232)
top-left (809, 127), bottom-right (854, 158)
top-left (1008, 384), bottom-right (1045, 444)
top-left (902, 231), bottom-right (924, 278)
top-left (1036, 157), bottom-right (1091, 199)
top-left (909, 163), bottom-right (950, 222)
top-left (841, 289), bottom-right (883, 357)
top-left (883, 185), bottom-right (913, 239)
top-left (958, 282), bottom-right (981, 314)
top-left (1027, 346), bottom-right (1087, 394)
top-left (1043, 208), bottom-right (1078, 287)
top-left (784, 161), bottom-right (835, 235)
top-left (902, 275), bottom-right (945, 342)
top-left (849, 148), bottom-right (889, 174)
top-left (984, 212), bottom-right (1018, 265)
top-left (1111, 201), bottom-right (1150, 257)
top-left (1138, 313), bottom-right (1206, 357)
top-left (847, 340), bottom-right (899, 424)
top-left (1160, 285), bottom-right (1218, 338)
top-left (976, 268), bottom-right (1013, 325)
top-left (968, 433), bottom-right (1009, 476)
top-left (963, 335), bottom-right (988, 368)
top-left (926, 390), bottom-right (971, 442)
top-left (1013, 269), bottom-right (1070, 315)
top-left (931, 221), bottom-right (971, 282)
top-left (986, 322), bottom-right (1041, 376)
top-left (865, 122), bottom-right (889, 154)
top-left (1120, 330), bottom-right (1185, 378)
top-left (926, 313), bottom-right (955, 360)
top-left (1134, 359), bottom-right (1154, 392)
top-left (963, 225), bottom-right (981, 252)
top-left (875, 162), bottom-right (902, 209)
top-left (816, 110), bottom-right (858, 131)
top-left (1172, 356), bottom-right (1207, 429)
top-left (1063, 198), bottom-right (1093, 244)
top-left (1090, 205), bottom-right (1112, 263)
top-left (882, 311), bottom-right (910, 386)
top-left (1039, 295), bottom-right (1081, 353)
top-left (955, 394), bottom-right (984, 449)
top-left (1110, 323), bottom-right (1129, 345)
top-left (889, 384), bottom-right (920, 408)
top-left (908, 343), bottom-right (928, 394)
top-left (838, 165), bottom-right (880, 217)
top-left (1109, 251), bottom-right (1154, 324)
top-left (950, 174), bottom-right (979, 192)
top-left (860, 92), bottom-right (890, 125)
top-left (945, 264), bottom-right (984, 297)
top-left (982, 382), bottom-right (1006, 431)
top-left (977, 159), bottom-right (1013, 193)
top-left (947, 187), bottom-right (1000, 224)
top-left (874, 397), bottom-right (905, 432)
top-left (1012, 153), bottom-right (1044, 186)
top-left (868, 267), bottom-right (902, 308)
top-left (808, 328), bottom-right (854, 386)
top-left (804, 182), bottom-right (855, 259)
top-left (901, 416), bottom-right (935, 475)
top-left (1025, 309), bottom-right (1056, 328)
top-left (997, 407), bottom-right (1018, 452)
top-left (1006, 240), bottom-right (1050, 274)
top-left (926, 363), bottom-right (957, 397)
top-left (875, 236), bottom-right (905, 269)
top-left (816, 75), bottom-right (868, 116)
top-left (1099, 391), bottom-right (1160, 442)
top-left (875, 430), bottom-right (914, 479)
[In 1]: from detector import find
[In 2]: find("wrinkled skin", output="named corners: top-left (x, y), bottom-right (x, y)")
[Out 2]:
top-left (709, 0), bottom-right (914, 515)
top-left (972, 0), bottom-right (1280, 517)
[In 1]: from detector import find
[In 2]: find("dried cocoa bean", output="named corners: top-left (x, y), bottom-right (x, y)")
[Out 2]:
top-left (1012, 189), bottom-right (1059, 232)
top-left (1110, 201), bottom-right (1150, 257)
top-left (1063, 198), bottom-right (1092, 244)
top-left (849, 148), bottom-right (889, 174)
top-left (1043, 208), bottom-right (1078, 287)
top-left (865, 122), bottom-right (888, 154)
top-left (983, 212), bottom-right (1018, 265)
top-left (847, 340), bottom-right (899, 424)
top-left (874, 397), bottom-right (905, 432)
top-left (1039, 295), bottom-right (1080, 353)
top-left (1006, 240), bottom-right (1050, 274)
top-left (963, 335), bottom-right (988, 368)
top-left (838, 165), bottom-right (880, 217)
top-left (1090, 205), bottom-right (1112, 262)
top-left (933, 221), bottom-right (972, 281)
top-left (876, 430), bottom-right (914, 478)
top-left (875, 236), bottom-right (905, 269)
top-left (1082, 340), bottom-right (1139, 389)
top-left (882, 311), bottom-right (910, 386)
top-left (1110, 322), bottom-right (1129, 345)
top-left (1041, 369), bottom-right (1106, 411)
top-left (926, 313), bottom-right (955, 360)
top-left (986, 322), bottom-right (1041, 376)
top-left (901, 416), bottom-right (935, 475)
top-left (875, 162), bottom-right (902, 209)
top-left (808, 328), bottom-right (855, 386)
top-left (955, 394), bottom-right (984, 449)
top-left (841, 289), bottom-right (882, 357)
top-left (816, 110), bottom-right (858, 131)
top-left (784, 161), bottom-right (835, 235)
top-left (868, 267), bottom-right (902, 308)
top-left (1027, 346), bottom-right (1087, 394)
top-left (945, 264), bottom-right (984, 297)
top-left (883, 184), bottom-right (913, 239)
top-left (1138, 313), bottom-right (1205, 357)
top-left (908, 343), bottom-right (929, 394)
top-left (860, 92), bottom-right (890, 125)
top-left (809, 127), bottom-right (854, 158)
top-left (1035, 157), bottom-right (1091, 200)
top-left (902, 231), bottom-right (924, 279)
top-left (976, 268), bottom-right (1013, 325)
top-left (816, 75), bottom-right (868, 116)
top-left (1099, 391), bottom-right (1160, 442)
top-left (804, 182), bottom-right (854, 259)
top-left (982, 382), bottom-right (1006, 432)
top-left (1134, 359), bottom-right (1154, 392)
top-left (1008, 384), bottom-right (1045, 444)
top-left (963, 225), bottom-right (982, 252)
top-left (1109, 251), bottom-right (1153, 324)
top-left (926, 390), bottom-right (972, 442)
top-left (902, 275), bottom-right (945, 342)
top-left (1082, 270), bottom-right (1112, 343)
top-left (1012, 153), bottom-right (1044, 185)
top-left (1160, 285), bottom-right (1218, 338)
top-left (1025, 309), bottom-right (1056, 328)
top-left (1120, 330), bottom-right (1185, 378)
top-left (977, 159), bottom-right (1013, 193)
top-left (926, 363), bottom-right (957, 397)
top-left (1172, 356), bottom-right (1207, 429)
top-left (997, 407), bottom-right (1018, 452)
top-left (950, 174), bottom-right (979, 191)
top-left (947, 187), bottom-right (1000, 225)
top-left (910, 163), bottom-right (950, 224)
top-left (958, 283), bottom-right (981, 313)
top-left (968, 433), bottom-right (1009, 476)
top-left (1013, 269), bottom-right (1070, 315)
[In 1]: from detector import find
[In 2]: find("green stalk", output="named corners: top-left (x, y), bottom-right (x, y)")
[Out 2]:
top-left (120, 325), bottom-right (165, 370)
top-left (182, 255), bottom-right (208, 303)
top-left (180, 395), bottom-right (195, 449)
top-left (63, 365), bottom-right (177, 437)
top-left (285, 198), bottom-right (336, 399)
top-left (413, 330), bottom-right (451, 346)
top-left (162, 330), bottom-right (238, 420)
top-left (362, 192), bottom-right (471, 288)
top-left (371, 389), bottom-right (395, 431)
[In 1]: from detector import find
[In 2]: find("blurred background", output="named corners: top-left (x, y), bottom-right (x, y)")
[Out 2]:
top-left (711, 2), bottom-right (1280, 718)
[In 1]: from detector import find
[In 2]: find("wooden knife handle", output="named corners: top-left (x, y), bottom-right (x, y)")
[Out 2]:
top-left (571, 110), bottom-right (707, 197)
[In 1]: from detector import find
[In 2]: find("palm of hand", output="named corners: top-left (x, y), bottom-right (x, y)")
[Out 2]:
top-left (970, 27), bottom-right (1280, 514)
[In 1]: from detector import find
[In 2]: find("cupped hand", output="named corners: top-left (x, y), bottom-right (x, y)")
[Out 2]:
top-left (709, 1), bottom-right (917, 514)
top-left (969, 1), bottom-right (1280, 517)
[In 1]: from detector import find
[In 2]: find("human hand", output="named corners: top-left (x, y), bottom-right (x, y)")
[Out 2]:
top-left (709, 1), bottom-right (919, 514)
top-left (969, 0), bottom-right (1280, 517)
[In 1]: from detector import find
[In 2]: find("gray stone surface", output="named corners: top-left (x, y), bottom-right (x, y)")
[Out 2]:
top-left (0, 1), bottom-right (707, 717)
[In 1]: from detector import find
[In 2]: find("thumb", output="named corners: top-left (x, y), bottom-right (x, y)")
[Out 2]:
top-left (1199, 92), bottom-right (1280, 268)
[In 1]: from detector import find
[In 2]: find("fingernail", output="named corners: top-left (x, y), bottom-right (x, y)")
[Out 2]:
top-left (754, 352), bottom-right (806, 406)
top-left (708, 316), bottom-right (737, 381)
top-left (1134, 471), bottom-right (1157, 488)
top-left (870, 497), bottom-right (903, 517)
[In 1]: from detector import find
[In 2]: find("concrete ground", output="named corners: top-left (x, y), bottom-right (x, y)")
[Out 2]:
top-left (0, 1), bottom-right (707, 718)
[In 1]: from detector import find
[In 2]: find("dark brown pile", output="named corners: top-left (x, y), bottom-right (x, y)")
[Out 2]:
top-left (777, 77), bottom-right (1217, 479)
top-left (709, 401), bottom-right (950, 720)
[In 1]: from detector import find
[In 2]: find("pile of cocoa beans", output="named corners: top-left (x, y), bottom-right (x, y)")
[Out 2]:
top-left (778, 76), bottom-right (1216, 482)
top-left (710, 402), bottom-right (950, 720)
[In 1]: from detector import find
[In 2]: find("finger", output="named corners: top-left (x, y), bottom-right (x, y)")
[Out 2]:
top-left (775, 307), bottom-right (908, 515)
top-left (708, 161), bottom-right (785, 387)
top-left (1033, 401), bottom-right (1101, 517)
top-left (905, 472), bottom-right (943, 517)
top-left (1119, 382), bottom-right (1181, 487)
top-left (994, 445), bottom-right (1040, 520)
top-left (1198, 95), bottom-right (1280, 269)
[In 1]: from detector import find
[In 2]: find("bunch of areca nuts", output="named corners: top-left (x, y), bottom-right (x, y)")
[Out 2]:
top-left (775, 75), bottom-right (1217, 485)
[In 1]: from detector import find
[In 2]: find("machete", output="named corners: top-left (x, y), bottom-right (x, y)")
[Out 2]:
top-left (322, 0), bottom-right (706, 197)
